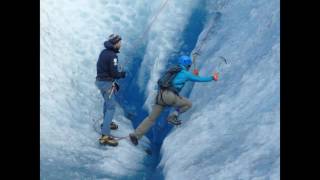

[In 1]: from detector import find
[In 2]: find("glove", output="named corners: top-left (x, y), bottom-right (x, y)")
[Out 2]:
top-left (213, 72), bottom-right (219, 81)
top-left (120, 71), bottom-right (126, 78)
top-left (193, 69), bottom-right (199, 76)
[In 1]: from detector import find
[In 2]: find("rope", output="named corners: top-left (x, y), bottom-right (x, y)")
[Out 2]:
top-left (92, 117), bottom-right (103, 134)
top-left (139, 0), bottom-right (171, 40)
top-left (111, 135), bottom-right (129, 141)
top-left (121, 0), bottom-right (171, 68)
top-left (192, 22), bottom-right (216, 70)
top-left (92, 118), bottom-right (129, 141)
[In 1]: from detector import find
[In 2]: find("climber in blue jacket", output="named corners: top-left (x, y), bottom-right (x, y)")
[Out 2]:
top-left (129, 55), bottom-right (219, 145)
top-left (172, 61), bottom-right (214, 91)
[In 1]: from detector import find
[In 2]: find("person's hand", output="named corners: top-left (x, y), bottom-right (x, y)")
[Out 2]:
top-left (120, 71), bottom-right (126, 78)
top-left (213, 72), bottom-right (219, 81)
top-left (193, 69), bottom-right (199, 76)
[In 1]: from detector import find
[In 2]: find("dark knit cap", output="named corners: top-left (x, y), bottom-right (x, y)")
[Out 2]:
top-left (108, 34), bottom-right (122, 44)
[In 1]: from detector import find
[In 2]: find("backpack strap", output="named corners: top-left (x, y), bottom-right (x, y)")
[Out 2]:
top-left (155, 90), bottom-right (160, 105)
top-left (155, 89), bottom-right (168, 106)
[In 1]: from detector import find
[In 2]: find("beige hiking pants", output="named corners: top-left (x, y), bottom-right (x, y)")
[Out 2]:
top-left (134, 90), bottom-right (192, 139)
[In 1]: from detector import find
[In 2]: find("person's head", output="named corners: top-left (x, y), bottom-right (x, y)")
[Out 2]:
top-left (108, 34), bottom-right (122, 50)
top-left (178, 55), bottom-right (192, 70)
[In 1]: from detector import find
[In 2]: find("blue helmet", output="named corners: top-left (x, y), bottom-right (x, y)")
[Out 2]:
top-left (178, 55), bottom-right (192, 66)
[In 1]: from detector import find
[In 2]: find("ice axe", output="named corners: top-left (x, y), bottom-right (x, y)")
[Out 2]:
top-left (108, 81), bottom-right (120, 99)
top-left (192, 52), bottom-right (200, 75)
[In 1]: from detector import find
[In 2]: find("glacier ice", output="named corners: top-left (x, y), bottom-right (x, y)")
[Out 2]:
top-left (158, 0), bottom-right (280, 179)
top-left (40, 0), bottom-right (279, 179)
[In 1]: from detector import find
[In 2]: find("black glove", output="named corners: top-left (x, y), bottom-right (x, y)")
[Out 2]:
top-left (120, 71), bottom-right (126, 78)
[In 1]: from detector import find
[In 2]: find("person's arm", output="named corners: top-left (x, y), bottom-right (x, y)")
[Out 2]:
top-left (185, 71), bottom-right (213, 82)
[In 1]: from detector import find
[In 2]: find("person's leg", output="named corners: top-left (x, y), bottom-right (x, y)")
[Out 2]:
top-left (100, 88), bottom-right (116, 135)
top-left (157, 90), bottom-right (192, 113)
top-left (95, 81), bottom-right (119, 146)
top-left (133, 104), bottom-right (164, 139)
top-left (173, 96), bottom-right (192, 113)
top-left (103, 101), bottom-right (107, 120)
top-left (162, 91), bottom-right (192, 124)
top-left (153, 90), bottom-right (182, 125)
top-left (95, 81), bottom-right (116, 136)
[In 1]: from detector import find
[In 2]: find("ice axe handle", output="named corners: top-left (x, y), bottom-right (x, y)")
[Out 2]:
top-left (109, 87), bottom-right (115, 99)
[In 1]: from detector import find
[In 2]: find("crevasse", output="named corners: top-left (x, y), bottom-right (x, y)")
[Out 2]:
top-left (40, 0), bottom-right (279, 179)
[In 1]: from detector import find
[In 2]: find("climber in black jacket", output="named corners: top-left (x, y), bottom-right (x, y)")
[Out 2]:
top-left (95, 34), bottom-right (126, 146)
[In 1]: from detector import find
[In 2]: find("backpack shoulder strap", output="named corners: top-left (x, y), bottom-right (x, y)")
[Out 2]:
top-left (168, 65), bottom-right (182, 73)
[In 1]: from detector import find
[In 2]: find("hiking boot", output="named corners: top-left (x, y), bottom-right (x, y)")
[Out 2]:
top-left (167, 114), bottom-right (182, 125)
top-left (99, 135), bottom-right (118, 146)
top-left (110, 122), bottom-right (118, 130)
top-left (129, 133), bottom-right (138, 146)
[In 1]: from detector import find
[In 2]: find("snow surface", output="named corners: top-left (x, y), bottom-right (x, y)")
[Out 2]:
top-left (40, 0), bottom-right (279, 179)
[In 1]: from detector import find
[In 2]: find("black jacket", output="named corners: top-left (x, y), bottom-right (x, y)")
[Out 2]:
top-left (96, 41), bottom-right (125, 81)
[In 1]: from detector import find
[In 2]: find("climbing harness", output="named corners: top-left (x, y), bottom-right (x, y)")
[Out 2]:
top-left (155, 89), bottom-right (169, 106)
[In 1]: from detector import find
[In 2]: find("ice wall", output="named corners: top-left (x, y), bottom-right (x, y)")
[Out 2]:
top-left (158, 0), bottom-right (280, 179)
top-left (40, 0), bottom-right (155, 179)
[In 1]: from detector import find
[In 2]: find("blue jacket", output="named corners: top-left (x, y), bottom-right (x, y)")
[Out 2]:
top-left (96, 41), bottom-right (124, 81)
top-left (172, 65), bottom-right (213, 92)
